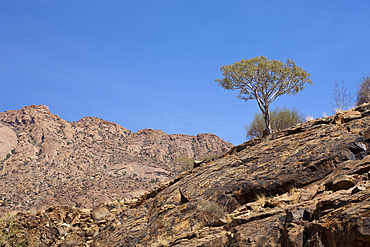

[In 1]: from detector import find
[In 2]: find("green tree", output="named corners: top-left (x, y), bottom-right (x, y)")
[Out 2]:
top-left (216, 56), bottom-right (312, 135)
top-left (244, 106), bottom-right (305, 139)
top-left (356, 75), bottom-right (370, 105)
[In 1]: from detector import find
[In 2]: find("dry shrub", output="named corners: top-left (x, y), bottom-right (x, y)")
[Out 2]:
top-left (91, 206), bottom-right (109, 221)
top-left (332, 80), bottom-right (353, 113)
top-left (356, 75), bottom-right (370, 105)
top-left (197, 200), bottom-right (225, 226)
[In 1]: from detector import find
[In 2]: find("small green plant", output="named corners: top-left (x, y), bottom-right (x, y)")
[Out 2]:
top-left (173, 156), bottom-right (194, 172)
top-left (0, 213), bottom-right (29, 246)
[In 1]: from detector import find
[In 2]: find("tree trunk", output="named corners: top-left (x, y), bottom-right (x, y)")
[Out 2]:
top-left (263, 107), bottom-right (272, 135)
top-left (255, 98), bottom-right (272, 136)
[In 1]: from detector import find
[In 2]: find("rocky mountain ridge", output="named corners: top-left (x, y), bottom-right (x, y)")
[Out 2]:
top-left (0, 105), bottom-right (233, 215)
top-left (8, 104), bottom-right (370, 247)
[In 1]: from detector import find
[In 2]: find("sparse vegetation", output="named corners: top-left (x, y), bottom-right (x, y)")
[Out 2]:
top-left (0, 213), bottom-right (32, 247)
top-left (244, 106), bottom-right (305, 139)
top-left (173, 156), bottom-right (194, 172)
top-left (332, 80), bottom-right (353, 113)
top-left (356, 74), bottom-right (370, 105)
top-left (0, 105), bottom-right (231, 214)
top-left (197, 200), bottom-right (225, 226)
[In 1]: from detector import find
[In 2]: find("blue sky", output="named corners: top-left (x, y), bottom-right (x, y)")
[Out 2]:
top-left (1, 1), bottom-right (369, 145)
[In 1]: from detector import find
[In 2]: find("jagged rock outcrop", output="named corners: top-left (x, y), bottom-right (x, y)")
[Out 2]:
top-left (0, 105), bottom-right (232, 214)
top-left (6, 104), bottom-right (370, 246)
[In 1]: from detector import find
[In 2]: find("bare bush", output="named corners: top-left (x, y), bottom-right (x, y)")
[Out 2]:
top-left (356, 75), bottom-right (370, 105)
top-left (197, 200), bottom-right (225, 226)
top-left (332, 80), bottom-right (353, 113)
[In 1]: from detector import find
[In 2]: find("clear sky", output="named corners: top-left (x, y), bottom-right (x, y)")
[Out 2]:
top-left (1, 1), bottom-right (369, 145)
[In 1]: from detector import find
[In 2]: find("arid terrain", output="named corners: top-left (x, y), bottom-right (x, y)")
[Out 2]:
top-left (0, 105), bottom-right (233, 215)
top-left (3, 104), bottom-right (370, 246)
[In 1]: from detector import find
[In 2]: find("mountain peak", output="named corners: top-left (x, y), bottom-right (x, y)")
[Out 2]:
top-left (0, 105), bottom-right (233, 215)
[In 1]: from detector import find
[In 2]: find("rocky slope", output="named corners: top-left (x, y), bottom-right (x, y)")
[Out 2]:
top-left (5, 104), bottom-right (370, 246)
top-left (0, 105), bottom-right (232, 215)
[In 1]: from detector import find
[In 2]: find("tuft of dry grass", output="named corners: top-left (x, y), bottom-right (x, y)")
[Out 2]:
top-left (255, 193), bottom-right (266, 207)
top-left (289, 186), bottom-right (301, 194)
top-left (305, 115), bottom-right (314, 122)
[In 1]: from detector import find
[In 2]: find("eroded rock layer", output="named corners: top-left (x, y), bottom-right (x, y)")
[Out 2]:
top-left (8, 105), bottom-right (370, 246)
top-left (0, 105), bottom-right (232, 214)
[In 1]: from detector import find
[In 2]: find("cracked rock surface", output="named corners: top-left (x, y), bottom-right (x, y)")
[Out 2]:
top-left (11, 104), bottom-right (370, 246)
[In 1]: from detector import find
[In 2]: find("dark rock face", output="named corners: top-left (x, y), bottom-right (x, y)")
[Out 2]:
top-left (11, 105), bottom-right (370, 246)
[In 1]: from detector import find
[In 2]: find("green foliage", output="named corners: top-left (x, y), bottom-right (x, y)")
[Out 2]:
top-left (244, 106), bottom-right (305, 139)
top-left (173, 156), bottom-right (194, 172)
top-left (356, 75), bottom-right (370, 105)
top-left (0, 213), bottom-right (28, 247)
top-left (216, 56), bottom-right (312, 134)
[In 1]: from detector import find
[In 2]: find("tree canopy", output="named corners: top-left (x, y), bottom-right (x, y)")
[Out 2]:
top-left (216, 56), bottom-right (312, 134)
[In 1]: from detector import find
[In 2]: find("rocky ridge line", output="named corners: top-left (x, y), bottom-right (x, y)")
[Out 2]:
top-left (7, 104), bottom-right (370, 246)
top-left (0, 105), bottom-right (232, 214)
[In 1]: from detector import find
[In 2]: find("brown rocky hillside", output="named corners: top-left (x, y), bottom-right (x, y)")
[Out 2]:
top-left (8, 104), bottom-right (370, 247)
top-left (0, 105), bottom-right (233, 215)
